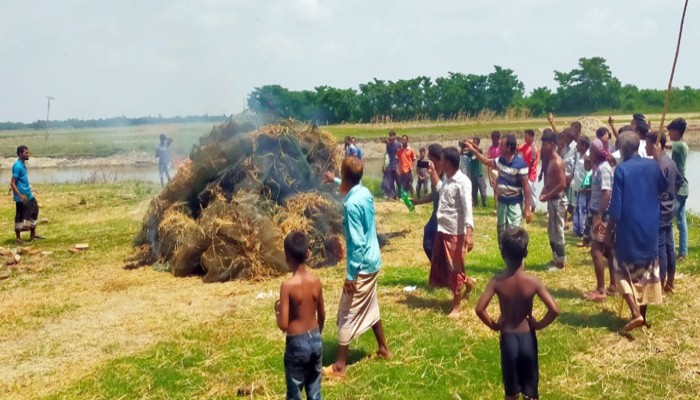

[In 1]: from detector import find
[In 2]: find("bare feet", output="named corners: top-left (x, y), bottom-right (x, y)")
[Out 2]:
top-left (606, 285), bottom-right (617, 296)
top-left (463, 277), bottom-right (477, 299)
top-left (584, 290), bottom-right (606, 302)
top-left (373, 349), bottom-right (392, 360)
top-left (664, 285), bottom-right (675, 294)
top-left (448, 308), bottom-right (461, 318)
top-left (621, 315), bottom-right (645, 332)
top-left (322, 364), bottom-right (346, 379)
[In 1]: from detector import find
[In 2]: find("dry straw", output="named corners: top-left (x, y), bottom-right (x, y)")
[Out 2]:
top-left (127, 117), bottom-right (344, 282)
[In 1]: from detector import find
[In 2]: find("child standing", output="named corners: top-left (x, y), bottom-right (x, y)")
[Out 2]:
top-left (275, 232), bottom-right (325, 400)
top-left (416, 147), bottom-right (430, 198)
top-left (475, 228), bottom-right (559, 400)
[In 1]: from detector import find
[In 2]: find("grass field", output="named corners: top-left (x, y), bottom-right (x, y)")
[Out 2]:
top-left (1, 112), bottom-right (699, 160)
top-left (325, 112), bottom-right (700, 145)
top-left (0, 123), bottom-right (216, 158)
top-left (0, 183), bottom-right (698, 399)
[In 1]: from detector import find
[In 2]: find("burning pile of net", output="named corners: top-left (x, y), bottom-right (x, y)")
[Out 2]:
top-left (126, 118), bottom-right (345, 282)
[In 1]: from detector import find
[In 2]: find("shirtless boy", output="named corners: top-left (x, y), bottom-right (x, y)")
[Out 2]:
top-left (476, 228), bottom-right (559, 400)
top-left (275, 232), bottom-right (326, 400)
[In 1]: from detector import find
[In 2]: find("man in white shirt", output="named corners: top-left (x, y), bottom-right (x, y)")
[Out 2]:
top-left (427, 146), bottom-right (475, 318)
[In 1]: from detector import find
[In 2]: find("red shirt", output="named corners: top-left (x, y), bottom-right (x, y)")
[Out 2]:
top-left (518, 142), bottom-right (539, 182)
top-left (488, 145), bottom-right (501, 159)
top-left (396, 146), bottom-right (416, 174)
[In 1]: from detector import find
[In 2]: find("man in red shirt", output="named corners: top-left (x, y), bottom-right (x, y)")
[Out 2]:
top-left (518, 129), bottom-right (539, 213)
top-left (397, 135), bottom-right (417, 196)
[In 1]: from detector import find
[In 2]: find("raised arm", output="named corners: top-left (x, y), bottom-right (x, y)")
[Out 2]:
top-left (607, 116), bottom-right (619, 141)
top-left (547, 113), bottom-right (560, 134)
top-left (464, 141), bottom-right (496, 169)
top-left (475, 280), bottom-right (501, 331)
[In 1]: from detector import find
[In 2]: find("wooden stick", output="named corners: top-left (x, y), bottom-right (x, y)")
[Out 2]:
top-left (658, 0), bottom-right (690, 143)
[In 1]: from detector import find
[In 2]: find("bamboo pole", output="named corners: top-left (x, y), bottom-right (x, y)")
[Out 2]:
top-left (657, 0), bottom-right (690, 143)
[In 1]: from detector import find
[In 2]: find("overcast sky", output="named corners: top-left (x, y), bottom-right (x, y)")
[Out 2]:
top-left (1, 0), bottom-right (697, 122)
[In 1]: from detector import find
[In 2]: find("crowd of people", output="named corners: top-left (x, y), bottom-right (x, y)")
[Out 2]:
top-left (276, 114), bottom-right (690, 399)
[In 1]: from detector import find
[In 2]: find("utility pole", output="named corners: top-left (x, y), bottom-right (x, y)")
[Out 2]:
top-left (45, 96), bottom-right (54, 140)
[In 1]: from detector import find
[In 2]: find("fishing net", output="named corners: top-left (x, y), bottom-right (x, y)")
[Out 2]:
top-left (127, 117), bottom-right (344, 282)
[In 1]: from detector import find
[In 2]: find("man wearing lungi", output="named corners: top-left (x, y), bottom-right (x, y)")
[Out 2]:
top-left (605, 132), bottom-right (667, 332)
top-left (11, 146), bottom-right (43, 246)
top-left (427, 147), bottom-right (475, 317)
top-left (322, 157), bottom-right (390, 378)
top-left (538, 131), bottom-right (568, 269)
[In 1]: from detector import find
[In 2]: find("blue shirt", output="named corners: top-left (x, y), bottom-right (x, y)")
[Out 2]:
top-left (12, 159), bottom-right (33, 203)
top-left (345, 144), bottom-right (358, 158)
top-left (496, 155), bottom-right (529, 205)
top-left (343, 184), bottom-right (382, 281)
top-left (607, 155), bottom-right (668, 264)
top-left (386, 141), bottom-right (402, 171)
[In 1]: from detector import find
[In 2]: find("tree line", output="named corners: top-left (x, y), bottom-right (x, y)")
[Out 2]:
top-left (0, 114), bottom-right (228, 131)
top-left (247, 57), bottom-right (700, 124)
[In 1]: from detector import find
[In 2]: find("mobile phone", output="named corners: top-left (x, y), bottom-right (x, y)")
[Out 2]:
top-left (417, 160), bottom-right (430, 168)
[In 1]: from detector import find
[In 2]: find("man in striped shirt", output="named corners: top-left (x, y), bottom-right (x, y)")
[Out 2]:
top-left (465, 134), bottom-right (532, 246)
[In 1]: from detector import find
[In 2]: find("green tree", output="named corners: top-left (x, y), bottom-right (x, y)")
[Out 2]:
top-left (553, 57), bottom-right (621, 112)
top-left (486, 66), bottom-right (524, 113)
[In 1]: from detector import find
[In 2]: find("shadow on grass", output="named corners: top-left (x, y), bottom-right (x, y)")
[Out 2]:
top-left (380, 276), bottom-right (432, 290)
top-left (548, 287), bottom-right (585, 300)
top-left (322, 339), bottom-right (367, 367)
top-left (558, 309), bottom-right (623, 332)
top-left (377, 229), bottom-right (411, 248)
top-left (397, 293), bottom-right (452, 314)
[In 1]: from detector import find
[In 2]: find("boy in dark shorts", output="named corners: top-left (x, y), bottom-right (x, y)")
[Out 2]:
top-left (275, 232), bottom-right (326, 400)
top-left (475, 228), bottom-right (559, 400)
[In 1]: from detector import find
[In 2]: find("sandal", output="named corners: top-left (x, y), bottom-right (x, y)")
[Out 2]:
top-left (584, 291), bottom-right (607, 302)
top-left (621, 316), bottom-right (645, 332)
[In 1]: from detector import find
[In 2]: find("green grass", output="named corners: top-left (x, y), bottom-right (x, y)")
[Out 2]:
top-left (0, 183), bottom-right (698, 399)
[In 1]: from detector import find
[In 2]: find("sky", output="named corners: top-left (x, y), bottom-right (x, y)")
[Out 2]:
top-left (1, 0), bottom-right (698, 123)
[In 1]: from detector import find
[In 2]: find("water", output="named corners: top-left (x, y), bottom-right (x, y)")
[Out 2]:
top-left (0, 165), bottom-right (166, 185)
top-left (4, 151), bottom-right (699, 211)
top-left (364, 151), bottom-right (700, 213)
